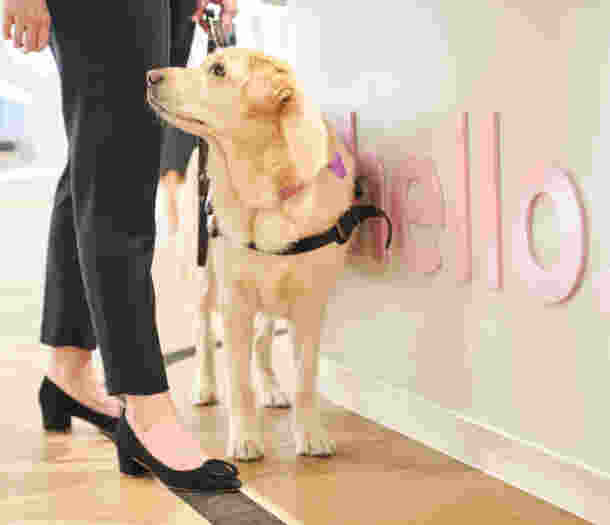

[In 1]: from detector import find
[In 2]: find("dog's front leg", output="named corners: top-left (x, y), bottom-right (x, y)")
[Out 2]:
top-left (224, 284), bottom-right (264, 461)
top-left (290, 307), bottom-right (336, 457)
top-left (254, 316), bottom-right (291, 408)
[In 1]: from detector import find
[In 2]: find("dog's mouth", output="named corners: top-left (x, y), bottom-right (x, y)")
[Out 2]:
top-left (147, 92), bottom-right (207, 128)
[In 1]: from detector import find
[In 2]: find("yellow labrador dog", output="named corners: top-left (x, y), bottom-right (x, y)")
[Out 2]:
top-left (148, 48), bottom-right (358, 461)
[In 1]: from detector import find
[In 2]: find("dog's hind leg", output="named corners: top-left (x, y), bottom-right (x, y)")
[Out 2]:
top-left (253, 315), bottom-right (291, 408)
top-left (160, 170), bottom-right (183, 236)
top-left (289, 307), bottom-right (336, 458)
top-left (191, 266), bottom-right (219, 406)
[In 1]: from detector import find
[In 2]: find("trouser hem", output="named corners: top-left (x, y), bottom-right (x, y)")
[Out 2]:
top-left (40, 335), bottom-right (97, 351)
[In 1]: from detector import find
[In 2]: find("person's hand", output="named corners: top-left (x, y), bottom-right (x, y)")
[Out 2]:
top-left (192, 0), bottom-right (238, 36)
top-left (2, 0), bottom-right (51, 53)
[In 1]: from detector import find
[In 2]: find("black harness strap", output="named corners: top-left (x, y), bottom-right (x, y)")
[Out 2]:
top-left (242, 204), bottom-right (392, 255)
top-left (196, 137), bottom-right (392, 261)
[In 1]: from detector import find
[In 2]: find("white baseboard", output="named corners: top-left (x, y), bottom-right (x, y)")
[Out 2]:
top-left (319, 357), bottom-right (610, 525)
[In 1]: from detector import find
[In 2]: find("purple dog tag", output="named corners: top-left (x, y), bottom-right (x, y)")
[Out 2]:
top-left (328, 151), bottom-right (347, 179)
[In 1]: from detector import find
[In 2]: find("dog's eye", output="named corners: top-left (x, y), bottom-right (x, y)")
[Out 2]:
top-left (209, 63), bottom-right (226, 77)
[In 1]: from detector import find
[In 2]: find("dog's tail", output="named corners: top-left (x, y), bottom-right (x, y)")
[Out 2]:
top-left (160, 169), bottom-right (186, 236)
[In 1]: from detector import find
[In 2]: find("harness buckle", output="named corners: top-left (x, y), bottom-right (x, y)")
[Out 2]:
top-left (336, 207), bottom-right (358, 245)
top-left (336, 221), bottom-right (348, 244)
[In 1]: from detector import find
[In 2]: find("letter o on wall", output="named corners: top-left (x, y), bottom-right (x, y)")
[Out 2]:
top-left (512, 167), bottom-right (586, 304)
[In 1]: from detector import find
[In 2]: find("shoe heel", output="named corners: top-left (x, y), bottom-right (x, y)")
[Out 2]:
top-left (118, 452), bottom-right (149, 477)
top-left (41, 406), bottom-right (71, 432)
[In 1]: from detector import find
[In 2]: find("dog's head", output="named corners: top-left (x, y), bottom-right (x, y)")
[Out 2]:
top-left (147, 48), bottom-right (330, 205)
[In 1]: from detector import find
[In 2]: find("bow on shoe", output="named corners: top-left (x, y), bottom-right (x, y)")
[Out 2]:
top-left (202, 458), bottom-right (240, 479)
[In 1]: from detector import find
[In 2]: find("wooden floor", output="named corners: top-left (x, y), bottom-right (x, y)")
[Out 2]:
top-left (0, 177), bottom-right (590, 524)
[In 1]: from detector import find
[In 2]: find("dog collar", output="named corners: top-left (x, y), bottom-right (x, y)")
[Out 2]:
top-left (279, 151), bottom-right (348, 201)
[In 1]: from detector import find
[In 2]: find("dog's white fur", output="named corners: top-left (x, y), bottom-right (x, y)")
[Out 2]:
top-left (150, 48), bottom-right (356, 461)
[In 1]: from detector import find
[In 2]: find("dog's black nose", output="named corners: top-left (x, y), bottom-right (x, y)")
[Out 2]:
top-left (147, 70), bottom-right (163, 87)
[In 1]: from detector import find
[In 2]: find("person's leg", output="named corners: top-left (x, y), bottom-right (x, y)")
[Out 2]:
top-left (40, 46), bottom-right (121, 419)
top-left (159, 0), bottom-right (199, 181)
top-left (43, 0), bottom-right (171, 395)
top-left (43, 0), bottom-right (210, 469)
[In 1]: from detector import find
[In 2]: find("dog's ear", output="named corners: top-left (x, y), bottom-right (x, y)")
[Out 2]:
top-left (276, 79), bottom-right (330, 185)
top-left (244, 67), bottom-right (292, 113)
top-left (245, 63), bottom-right (329, 185)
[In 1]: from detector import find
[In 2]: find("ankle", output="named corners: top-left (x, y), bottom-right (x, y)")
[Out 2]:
top-left (125, 391), bottom-right (176, 432)
top-left (165, 169), bottom-right (182, 181)
top-left (47, 346), bottom-right (94, 383)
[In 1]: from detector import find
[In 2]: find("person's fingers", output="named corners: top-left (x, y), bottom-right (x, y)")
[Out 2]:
top-left (36, 20), bottom-right (50, 51)
top-left (192, 0), bottom-right (211, 33)
top-left (220, 0), bottom-right (237, 34)
top-left (13, 17), bottom-right (25, 48)
top-left (221, 0), bottom-right (237, 15)
top-left (37, 11), bottom-right (51, 51)
top-left (24, 20), bottom-right (37, 52)
top-left (221, 10), bottom-right (233, 35)
top-left (191, 0), bottom-right (209, 24)
top-left (199, 19), bottom-right (210, 33)
top-left (31, 24), bottom-right (41, 51)
top-left (3, 13), bottom-right (15, 41)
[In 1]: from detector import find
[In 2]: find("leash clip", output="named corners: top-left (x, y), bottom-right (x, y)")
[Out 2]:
top-left (336, 222), bottom-right (348, 244)
top-left (202, 7), bottom-right (236, 50)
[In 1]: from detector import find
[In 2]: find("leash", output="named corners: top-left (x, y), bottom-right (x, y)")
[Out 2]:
top-left (195, 8), bottom-right (391, 264)
top-left (196, 7), bottom-right (233, 266)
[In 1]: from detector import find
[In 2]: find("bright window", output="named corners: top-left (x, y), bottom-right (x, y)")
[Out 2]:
top-left (0, 96), bottom-right (25, 144)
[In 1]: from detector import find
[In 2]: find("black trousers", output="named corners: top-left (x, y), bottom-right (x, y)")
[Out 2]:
top-left (160, 8), bottom-right (200, 178)
top-left (40, 0), bottom-right (197, 396)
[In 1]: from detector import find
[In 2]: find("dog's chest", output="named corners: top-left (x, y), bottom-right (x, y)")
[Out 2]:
top-left (233, 254), bottom-right (307, 318)
top-left (214, 239), bottom-right (345, 319)
top-left (256, 266), bottom-right (309, 316)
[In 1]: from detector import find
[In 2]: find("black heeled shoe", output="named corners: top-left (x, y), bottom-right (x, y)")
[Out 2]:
top-left (114, 407), bottom-right (242, 493)
top-left (38, 375), bottom-right (119, 441)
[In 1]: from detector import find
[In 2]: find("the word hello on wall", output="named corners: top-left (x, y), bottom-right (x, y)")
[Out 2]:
top-left (332, 111), bottom-right (587, 307)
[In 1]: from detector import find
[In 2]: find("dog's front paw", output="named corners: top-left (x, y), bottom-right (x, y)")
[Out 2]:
top-left (293, 412), bottom-right (336, 457)
top-left (191, 385), bottom-right (219, 406)
top-left (191, 373), bottom-right (219, 406)
top-left (259, 378), bottom-right (291, 408)
top-left (227, 415), bottom-right (265, 462)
